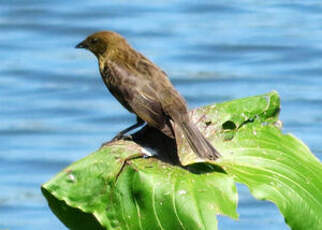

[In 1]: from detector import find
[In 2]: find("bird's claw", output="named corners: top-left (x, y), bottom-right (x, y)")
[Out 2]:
top-left (115, 152), bottom-right (151, 182)
top-left (111, 133), bottom-right (133, 142)
top-left (100, 134), bottom-right (133, 149)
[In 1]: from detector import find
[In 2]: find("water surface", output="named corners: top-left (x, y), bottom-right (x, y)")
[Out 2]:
top-left (1, 1), bottom-right (321, 229)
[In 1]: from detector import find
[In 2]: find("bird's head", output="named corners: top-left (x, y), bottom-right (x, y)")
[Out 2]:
top-left (75, 31), bottom-right (127, 58)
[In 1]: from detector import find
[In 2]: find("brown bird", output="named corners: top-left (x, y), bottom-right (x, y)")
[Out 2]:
top-left (76, 31), bottom-right (220, 160)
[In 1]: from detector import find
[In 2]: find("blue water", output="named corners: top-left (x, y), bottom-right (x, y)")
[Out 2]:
top-left (1, 1), bottom-right (321, 229)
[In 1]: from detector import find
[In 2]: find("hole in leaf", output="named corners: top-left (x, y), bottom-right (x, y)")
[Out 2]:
top-left (222, 120), bottom-right (237, 130)
top-left (205, 121), bottom-right (212, 126)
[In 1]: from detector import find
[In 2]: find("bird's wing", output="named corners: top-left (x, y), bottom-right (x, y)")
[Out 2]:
top-left (133, 55), bottom-right (189, 121)
top-left (106, 61), bottom-right (169, 131)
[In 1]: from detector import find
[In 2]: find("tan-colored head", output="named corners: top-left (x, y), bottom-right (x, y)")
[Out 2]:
top-left (75, 31), bottom-right (127, 58)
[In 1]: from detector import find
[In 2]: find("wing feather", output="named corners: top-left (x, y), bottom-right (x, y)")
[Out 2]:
top-left (106, 61), bottom-right (169, 131)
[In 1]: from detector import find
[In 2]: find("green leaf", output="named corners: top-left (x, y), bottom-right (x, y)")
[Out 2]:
top-left (42, 91), bottom-right (322, 230)
top-left (175, 91), bottom-right (281, 165)
top-left (220, 126), bottom-right (322, 230)
top-left (176, 91), bottom-right (322, 230)
top-left (42, 142), bottom-right (237, 230)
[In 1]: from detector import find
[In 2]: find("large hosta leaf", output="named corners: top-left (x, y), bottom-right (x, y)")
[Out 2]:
top-left (42, 141), bottom-right (237, 230)
top-left (220, 126), bottom-right (322, 229)
top-left (176, 91), bottom-right (322, 230)
top-left (42, 91), bottom-right (322, 230)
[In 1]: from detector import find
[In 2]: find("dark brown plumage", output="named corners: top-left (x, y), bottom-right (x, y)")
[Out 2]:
top-left (76, 31), bottom-right (220, 160)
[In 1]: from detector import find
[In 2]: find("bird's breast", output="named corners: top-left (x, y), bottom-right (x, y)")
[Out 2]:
top-left (98, 62), bottom-right (134, 113)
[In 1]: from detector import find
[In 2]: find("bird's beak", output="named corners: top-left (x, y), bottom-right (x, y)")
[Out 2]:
top-left (75, 40), bottom-right (88, 49)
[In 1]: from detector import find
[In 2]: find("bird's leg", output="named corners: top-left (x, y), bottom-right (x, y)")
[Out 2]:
top-left (115, 152), bottom-right (152, 183)
top-left (112, 117), bottom-right (145, 141)
top-left (101, 117), bottom-right (145, 147)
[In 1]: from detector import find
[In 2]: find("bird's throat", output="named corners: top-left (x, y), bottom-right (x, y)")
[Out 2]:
top-left (98, 57), bottom-right (106, 72)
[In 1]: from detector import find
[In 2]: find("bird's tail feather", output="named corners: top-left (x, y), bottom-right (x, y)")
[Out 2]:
top-left (179, 120), bottom-right (220, 160)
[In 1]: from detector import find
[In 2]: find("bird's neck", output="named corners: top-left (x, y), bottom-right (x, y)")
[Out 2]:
top-left (97, 49), bottom-right (117, 72)
top-left (98, 47), bottom-right (135, 69)
top-left (98, 55), bottom-right (107, 72)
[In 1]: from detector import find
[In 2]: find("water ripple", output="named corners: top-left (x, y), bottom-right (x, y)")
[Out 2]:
top-left (1, 1), bottom-right (321, 230)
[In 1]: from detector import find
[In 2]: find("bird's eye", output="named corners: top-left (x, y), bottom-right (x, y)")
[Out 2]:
top-left (91, 38), bottom-right (98, 44)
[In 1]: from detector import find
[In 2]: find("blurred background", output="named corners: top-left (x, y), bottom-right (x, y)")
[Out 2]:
top-left (1, 0), bottom-right (321, 229)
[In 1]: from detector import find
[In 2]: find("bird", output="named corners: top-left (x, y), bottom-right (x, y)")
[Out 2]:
top-left (75, 31), bottom-right (220, 160)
